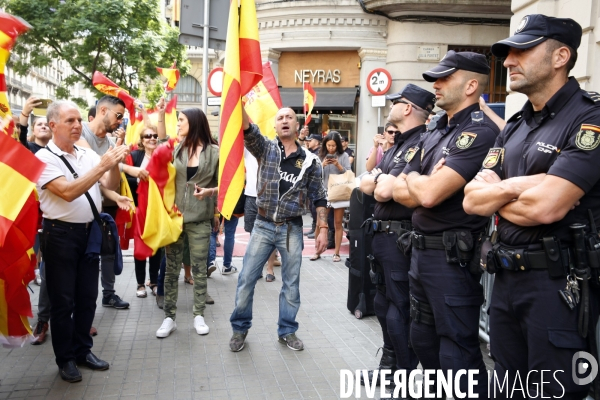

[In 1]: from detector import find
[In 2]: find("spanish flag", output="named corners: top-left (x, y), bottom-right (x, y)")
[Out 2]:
top-left (0, 13), bottom-right (30, 138)
top-left (133, 139), bottom-right (182, 259)
top-left (115, 172), bottom-right (135, 250)
top-left (243, 62), bottom-right (282, 140)
top-left (218, 0), bottom-right (263, 219)
top-left (92, 71), bottom-right (137, 126)
top-left (157, 62), bottom-right (180, 92)
top-left (303, 81), bottom-right (317, 125)
top-left (164, 95), bottom-right (178, 138)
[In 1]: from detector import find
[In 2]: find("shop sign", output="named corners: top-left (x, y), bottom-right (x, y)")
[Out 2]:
top-left (294, 69), bottom-right (341, 84)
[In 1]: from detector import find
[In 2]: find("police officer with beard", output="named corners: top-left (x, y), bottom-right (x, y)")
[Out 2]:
top-left (393, 51), bottom-right (499, 398)
top-left (359, 84), bottom-right (435, 389)
top-left (464, 15), bottom-right (600, 399)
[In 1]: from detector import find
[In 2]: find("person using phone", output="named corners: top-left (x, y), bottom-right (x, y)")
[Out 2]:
top-left (310, 131), bottom-right (351, 262)
top-left (366, 122), bottom-right (398, 172)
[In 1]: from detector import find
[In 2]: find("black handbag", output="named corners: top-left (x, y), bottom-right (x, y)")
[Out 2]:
top-left (46, 148), bottom-right (116, 257)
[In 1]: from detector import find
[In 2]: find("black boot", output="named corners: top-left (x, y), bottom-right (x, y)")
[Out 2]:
top-left (327, 230), bottom-right (335, 249)
top-left (360, 347), bottom-right (396, 386)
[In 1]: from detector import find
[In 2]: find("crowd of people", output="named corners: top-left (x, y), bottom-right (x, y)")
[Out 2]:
top-left (8, 12), bottom-right (600, 399)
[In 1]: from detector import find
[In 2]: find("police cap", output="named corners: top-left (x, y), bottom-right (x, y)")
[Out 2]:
top-left (385, 83), bottom-right (436, 113)
top-left (307, 134), bottom-right (322, 142)
top-left (491, 14), bottom-right (582, 57)
top-left (423, 51), bottom-right (490, 82)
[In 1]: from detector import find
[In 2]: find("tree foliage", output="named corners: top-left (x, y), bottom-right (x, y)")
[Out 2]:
top-left (3, 0), bottom-right (190, 99)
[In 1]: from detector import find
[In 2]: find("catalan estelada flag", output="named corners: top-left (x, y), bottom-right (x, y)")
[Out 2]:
top-left (157, 62), bottom-right (180, 92)
top-left (92, 71), bottom-right (137, 126)
top-left (219, 0), bottom-right (263, 219)
top-left (133, 139), bottom-right (182, 259)
top-left (243, 62), bottom-right (282, 140)
top-left (0, 13), bottom-right (30, 138)
top-left (303, 81), bottom-right (317, 125)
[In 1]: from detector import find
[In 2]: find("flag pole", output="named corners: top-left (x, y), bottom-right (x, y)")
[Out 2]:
top-left (201, 0), bottom-right (210, 114)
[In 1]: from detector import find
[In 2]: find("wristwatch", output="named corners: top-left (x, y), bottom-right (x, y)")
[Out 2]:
top-left (374, 172), bottom-right (383, 184)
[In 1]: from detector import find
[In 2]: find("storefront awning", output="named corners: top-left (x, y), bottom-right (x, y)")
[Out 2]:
top-left (279, 87), bottom-right (359, 113)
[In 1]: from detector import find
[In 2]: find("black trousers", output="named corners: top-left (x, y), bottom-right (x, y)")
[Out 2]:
top-left (489, 269), bottom-right (596, 399)
top-left (372, 232), bottom-right (418, 370)
top-left (42, 220), bottom-right (99, 367)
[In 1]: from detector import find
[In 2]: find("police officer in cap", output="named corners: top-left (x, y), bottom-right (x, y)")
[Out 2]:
top-left (393, 51), bottom-right (500, 397)
top-left (359, 84), bottom-right (435, 389)
top-left (464, 14), bottom-right (600, 399)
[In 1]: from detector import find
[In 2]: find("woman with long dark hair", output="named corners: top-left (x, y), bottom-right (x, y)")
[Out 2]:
top-left (311, 131), bottom-right (351, 262)
top-left (155, 107), bottom-right (220, 339)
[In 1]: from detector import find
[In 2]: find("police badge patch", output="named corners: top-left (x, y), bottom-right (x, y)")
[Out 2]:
top-left (575, 124), bottom-right (600, 151)
top-left (456, 132), bottom-right (477, 149)
top-left (482, 147), bottom-right (503, 169)
top-left (405, 147), bottom-right (418, 163)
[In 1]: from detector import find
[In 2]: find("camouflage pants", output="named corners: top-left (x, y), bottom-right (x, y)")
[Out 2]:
top-left (164, 220), bottom-right (211, 319)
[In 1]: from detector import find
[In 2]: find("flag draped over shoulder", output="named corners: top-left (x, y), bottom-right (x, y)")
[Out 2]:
top-left (92, 71), bottom-right (137, 126)
top-left (156, 62), bottom-right (180, 92)
top-left (133, 140), bottom-right (182, 259)
top-left (243, 62), bottom-right (282, 140)
top-left (303, 82), bottom-right (316, 125)
top-left (0, 13), bottom-right (30, 138)
top-left (0, 131), bottom-right (45, 346)
top-left (219, 0), bottom-right (263, 219)
top-left (115, 172), bottom-right (135, 250)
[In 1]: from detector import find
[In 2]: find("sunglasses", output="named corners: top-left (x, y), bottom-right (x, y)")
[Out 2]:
top-left (108, 109), bottom-right (124, 120)
top-left (385, 130), bottom-right (397, 134)
top-left (142, 133), bottom-right (158, 139)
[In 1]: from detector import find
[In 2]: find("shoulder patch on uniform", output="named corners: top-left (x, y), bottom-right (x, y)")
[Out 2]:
top-left (576, 124), bottom-right (600, 150)
top-left (456, 132), bottom-right (477, 149)
top-left (583, 91), bottom-right (600, 103)
top-left (482, 147), bottom-right (504, 169)
top-left (471, 111), bottom-right (484, 124)
top-left (295, 159), bottom-right (304, 168)
top-left (405, 147), bottom-right (418, 163)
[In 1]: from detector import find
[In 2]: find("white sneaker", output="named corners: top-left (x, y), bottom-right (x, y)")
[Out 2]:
top-left (194, 315), bottom-right (209, 335)
top-left (156, 318), bottom-right (177, 338)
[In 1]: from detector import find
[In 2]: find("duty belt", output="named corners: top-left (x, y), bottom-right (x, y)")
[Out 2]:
top-left (493, 244), bottom-right (570, 272)
top-left (372, 220), bottom-right (412, 234)
top-left (410, 233), bottom-right (445, 250)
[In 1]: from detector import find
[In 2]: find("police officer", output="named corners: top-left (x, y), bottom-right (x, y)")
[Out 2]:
top-left (463, 15), bottom-right (600, 399)
top-left (393, 51), bottom-right (499, 397)
top-left (359, 84), bottom-right (435, 387)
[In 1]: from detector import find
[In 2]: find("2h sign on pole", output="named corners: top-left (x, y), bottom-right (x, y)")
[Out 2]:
top-left (366, 68), bottom-right (392, 96)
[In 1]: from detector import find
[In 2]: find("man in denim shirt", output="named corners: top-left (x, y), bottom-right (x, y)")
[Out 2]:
top-left (229, 107), bottom-right (328, 352)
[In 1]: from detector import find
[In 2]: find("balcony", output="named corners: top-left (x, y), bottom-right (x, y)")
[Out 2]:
top-left (6, 76), bottom-right (33, 93)
top-left (359, 0), bottom-right (511, 22)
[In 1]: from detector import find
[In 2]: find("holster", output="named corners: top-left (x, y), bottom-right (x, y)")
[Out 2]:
top-left (367, 254), bottom-right (385, 286)
top-left (396, 230), bottom-right (413, 256)
top-left (363, 218), bottom-right (374, 237)
top-left (442, 231), bottom-right (474, 266)
top-left (410, 295), bottom-right (435, 326)
top-left (542, 236), bottom-right (566, 279)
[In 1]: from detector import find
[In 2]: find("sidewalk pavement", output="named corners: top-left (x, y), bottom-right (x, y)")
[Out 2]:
top-left (0, 216), bottom-right (492, 399)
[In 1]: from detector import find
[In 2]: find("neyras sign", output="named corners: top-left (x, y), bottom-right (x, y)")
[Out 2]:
top-left (294, 69), bottom-right (341, 84)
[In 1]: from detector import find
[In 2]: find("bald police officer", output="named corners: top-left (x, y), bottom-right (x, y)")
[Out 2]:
top-left (359, 84), bottom-right (435, 387)
top-left (393, 51), bottom-right (500, 397)
top-left (464, 15), bottom-right (600, 399)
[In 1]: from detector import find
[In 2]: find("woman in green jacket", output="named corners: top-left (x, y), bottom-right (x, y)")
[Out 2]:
top-left (156, 107), bottom-right (219, 339)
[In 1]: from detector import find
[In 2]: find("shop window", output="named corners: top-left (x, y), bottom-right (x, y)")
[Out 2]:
top-left (173, 75), bottom-right (202, 103)
top-left (448, 45), bottom-right (507, 103)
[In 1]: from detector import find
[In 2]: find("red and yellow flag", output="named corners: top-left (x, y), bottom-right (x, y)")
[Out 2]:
top-left (303, 81), bottom-right (317, 125)
top-left (219, 0), bottom-right (263, 219)
top-left (164, 95), bottom-right (178, 138)
top-left (115, 172), bottom-right (135, 250)
top-left (0, 13), bottom-right (31, 138)
top-left (133, 140), bottom-right (182, 259)
top-left (243, 62), bottom-right (282, 140)
top-left (157, 62), bottom-right (180, 92)
top-left (92, 71), bottom-right (137, 126)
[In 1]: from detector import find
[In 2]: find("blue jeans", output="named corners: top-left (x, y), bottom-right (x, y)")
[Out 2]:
top-left (230, 218), bottom-right (304, 337)
top-left (207, 216), bottom-right (239, 267)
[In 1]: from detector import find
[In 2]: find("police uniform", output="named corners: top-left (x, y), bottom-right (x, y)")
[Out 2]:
top-left (402, 51), bottom-right (500, 397)
top-left (367, 84), bottom-right (435, 382)
top-left (484, 15), bottom-right (600, 399)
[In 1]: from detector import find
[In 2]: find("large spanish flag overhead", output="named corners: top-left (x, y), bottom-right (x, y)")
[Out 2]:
top-left (243, 62), bottom-right (282, 140)
top-left (303, 81), bottom-right (317, 125)
top-left (0, 13), bottom-right (30, 138)
top-left (218, 0), bottom-right (263, 219)
top-left (157, 62), bottom-right (180, 92)
top-left (92, 71), bottom-right (137, 126)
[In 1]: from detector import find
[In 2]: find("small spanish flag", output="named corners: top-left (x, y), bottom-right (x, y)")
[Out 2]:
top-left (243, 62), bottom-right (283, 140)
top-left (92, 71), bottom-right (137, 126)
top-left (156, 62), bottom-right (180, 92)
top-left (303, 81), bottom-right (316, 125)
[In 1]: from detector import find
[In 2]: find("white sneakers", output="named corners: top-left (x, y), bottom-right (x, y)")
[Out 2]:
top-left (156, 318), bottom-right (177, 338)
top-left (156, 316), bottom-right (210, 337)
top-left (194, 316), bottom-right (210, 335)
